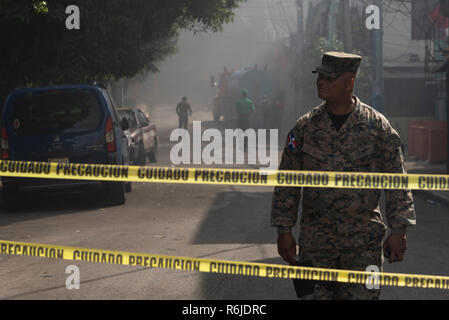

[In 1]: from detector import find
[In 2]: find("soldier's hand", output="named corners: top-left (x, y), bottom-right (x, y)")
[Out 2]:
top-left (383, 233), bottom-right (407, 263)
top-left (277, 233), bottom-right (297, 265)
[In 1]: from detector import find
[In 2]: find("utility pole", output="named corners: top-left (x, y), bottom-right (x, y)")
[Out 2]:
top-left (296, 0), bottom-right (304, 49)
top-left (343, 0), bottom-right (353, 51)
top-left (295, 0), bottom-right (304, 116)
top-left (328, 0), bottom-right (340, 43)
top-left (372, 0), bottom-right (384, 112)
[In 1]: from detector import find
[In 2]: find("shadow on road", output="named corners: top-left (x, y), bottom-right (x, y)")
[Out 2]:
top-left (192, 191), bottom-right (275, 245)
top-left (0, 184), bottom-right (111, 226)
top-left (1, 267), bottom-right (149, 300)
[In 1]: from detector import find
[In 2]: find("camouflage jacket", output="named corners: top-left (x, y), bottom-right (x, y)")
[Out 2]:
top-left (271, 96), bottom-right (416, 250)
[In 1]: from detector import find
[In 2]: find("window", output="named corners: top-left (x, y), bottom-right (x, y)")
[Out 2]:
top-left (10, 89), bottom-right (102, 136)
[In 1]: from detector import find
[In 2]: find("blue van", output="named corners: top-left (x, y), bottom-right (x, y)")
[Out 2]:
top-left (1, 84), bottom-right (132, 206)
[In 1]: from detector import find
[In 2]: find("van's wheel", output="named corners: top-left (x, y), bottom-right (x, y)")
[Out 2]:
top-left (105, 182), bottom-right (126, 206)
top-left (148, 138), bottom-right (158, 163)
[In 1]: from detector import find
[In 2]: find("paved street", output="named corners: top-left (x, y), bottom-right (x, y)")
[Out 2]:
top-left (0, 105), bottom-right (448, 300)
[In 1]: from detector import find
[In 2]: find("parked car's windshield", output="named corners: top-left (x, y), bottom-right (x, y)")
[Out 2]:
top-left (10, 89), bottom-right (102, 136)
top-left (119, 110), bottom-right (138, 129)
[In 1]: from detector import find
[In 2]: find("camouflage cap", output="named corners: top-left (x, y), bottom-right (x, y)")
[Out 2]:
top-left (312, 51), bottom-right (362, 78)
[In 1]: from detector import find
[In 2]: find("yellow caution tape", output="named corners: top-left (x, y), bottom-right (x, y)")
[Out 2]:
top-left (1, 240), bottom-right (448, 289)
top-left (1, 160), bottom-right (449, 190)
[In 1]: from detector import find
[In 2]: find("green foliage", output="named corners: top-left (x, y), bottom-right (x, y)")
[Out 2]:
top-left (316, 36), bottom-right (344, 54)
top-left (33, 0), bottom-right (48, 13)
top-left (0, 0), bottom-right (245, 101)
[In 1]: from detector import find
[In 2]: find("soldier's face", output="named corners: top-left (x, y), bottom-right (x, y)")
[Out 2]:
top-left (316, 72), bottom-right (354, 101)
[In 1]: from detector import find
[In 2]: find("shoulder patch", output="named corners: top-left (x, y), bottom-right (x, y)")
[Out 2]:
top-left (287, 131), bottom-right (299, 151)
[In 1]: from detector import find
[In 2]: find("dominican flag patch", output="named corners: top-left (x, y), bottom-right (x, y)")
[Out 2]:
top-left (287, 131), bottom-right (299, 151)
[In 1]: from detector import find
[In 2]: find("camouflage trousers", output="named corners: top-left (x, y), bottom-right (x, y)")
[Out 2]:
top-left (296, 245), bottom-right (383, 300)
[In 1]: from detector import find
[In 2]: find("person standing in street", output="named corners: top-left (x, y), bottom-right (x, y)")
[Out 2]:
top-left (235, 89), bottom-right (255, 151)
top-left (235, 88), bottom-right (255, 131)
top-left (176, 96), bottom-right (192, 129)
top-left (271, 52), bottom-right (416, 300)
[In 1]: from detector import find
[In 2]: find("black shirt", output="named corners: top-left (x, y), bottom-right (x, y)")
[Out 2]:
top-left (327, 110), bottom-right (353, 131)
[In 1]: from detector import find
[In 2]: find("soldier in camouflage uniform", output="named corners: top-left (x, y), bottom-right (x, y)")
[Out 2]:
top-left (271, 52), bottom-right (416, 300)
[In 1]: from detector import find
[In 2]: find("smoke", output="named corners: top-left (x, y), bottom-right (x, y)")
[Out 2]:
top-left (136, 0), bottom-right (297, 109)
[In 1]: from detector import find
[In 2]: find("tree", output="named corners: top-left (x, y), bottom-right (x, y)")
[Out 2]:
top-left (0, 0), bottom-right (245, 103)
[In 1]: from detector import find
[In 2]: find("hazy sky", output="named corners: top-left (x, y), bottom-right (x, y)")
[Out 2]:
top-left (129, 0), bottom-right (425, 109)
top-left (136, 0), bottom-right (297, 109)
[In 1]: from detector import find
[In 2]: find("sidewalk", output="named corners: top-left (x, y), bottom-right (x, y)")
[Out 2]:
top-left (405, 156), bottom-right (449, 205)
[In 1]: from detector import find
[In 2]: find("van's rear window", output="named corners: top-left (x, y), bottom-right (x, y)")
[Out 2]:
top-left (10, 90), bottom-right (103, 136)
